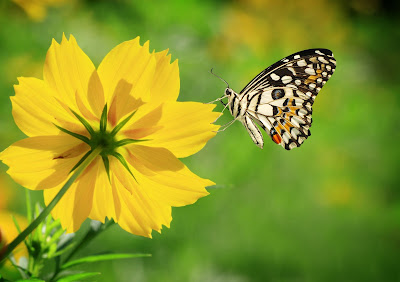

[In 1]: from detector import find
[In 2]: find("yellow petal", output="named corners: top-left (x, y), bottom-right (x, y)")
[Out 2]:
top-left (126, 145), bottom-right (212, 208)
top-left (12, 77), bottom-right (81, 137)
top-left (150, 49), bottom-right (179, 103)
top-left (43, 34), bottom-right (105, 120)
top-left (123, 102), bottom-right (220, 158)
top-left (97, 37), bottom-right (156, 126)
top-left (88, 158), bottom-right (120, 223)
top-left (43, 158), bottom-right (100, 232)
top-left (0, 135), bottom-right (89, 190)
top-left (110, 156), bottom-right (171, 237)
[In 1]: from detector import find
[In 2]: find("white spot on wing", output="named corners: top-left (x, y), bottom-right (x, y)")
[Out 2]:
top-left (295, 79), bottom-right (301, 85)
top-left (287, 67), bottom-right (296, 75)
top-left (294, 54), bottom-right (300, 59)
top-left (297, 59), bottom-right (307, 66)
top-left (270, 73), bottom-right (280, 81)
top-left (315, 50), bottom-right (324, 55)
top-left (305, 68), bottom-right (316, 75)
top-left (309, 83), bottom-right (316, 90)
top-left (282, 76), bottom-right (292, 84)
top-left (318, 56), bottom-right (329, 64)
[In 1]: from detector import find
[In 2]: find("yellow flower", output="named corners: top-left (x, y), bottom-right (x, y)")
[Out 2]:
top-left (0, 34), bottom-right (219, 238)
top-left (12, 0), bottom-right (69, 22)
top-left (0, 211), bottom-right (28, 265)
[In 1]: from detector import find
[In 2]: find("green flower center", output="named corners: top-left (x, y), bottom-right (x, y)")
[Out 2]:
top-left (54, 105), bottom-right (144, 181)
top-left (91, 131), bottom-right (116, 156)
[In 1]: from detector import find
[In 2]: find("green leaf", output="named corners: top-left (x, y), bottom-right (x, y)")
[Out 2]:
top-left (61, 253), bottom-right (151, 270)
top-left (51, 242), bottom-right (76, 258)
top-left (16, 279), bottom-right (45, 282)
top-left (110, 110), bottom-right (136, 136)
top-left (54, 124), bottom-right (91, 144)
top-left (25, 190), bottom-right (32, 223)
top-left (114, 138), bottom-right (149, 147)
top-left (100, 104), bottom-right (108, 133)
top-left (57, 272), bottom-right (100, 282)
top-left (11, 215), bottom-right (21, 233)
top-left (70, 109), bottom-right (95, 136)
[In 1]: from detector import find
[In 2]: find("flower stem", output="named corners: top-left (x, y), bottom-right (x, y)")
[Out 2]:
top-left (0, 147), bottom-right (102, 263)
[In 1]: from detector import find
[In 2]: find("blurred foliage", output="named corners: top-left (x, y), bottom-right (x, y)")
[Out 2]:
top-left (1, 0), bottom-right (400, 281)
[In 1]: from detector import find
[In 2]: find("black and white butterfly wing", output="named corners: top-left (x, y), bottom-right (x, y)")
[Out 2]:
top-left (241, 49), bottom-right (336, 150)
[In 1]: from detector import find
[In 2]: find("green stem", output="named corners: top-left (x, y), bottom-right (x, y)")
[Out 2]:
top-left (0, 147), bottom-right (102, 263)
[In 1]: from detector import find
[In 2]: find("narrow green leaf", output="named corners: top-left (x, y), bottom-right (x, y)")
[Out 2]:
top-left (16, 279), bottom-right (45, 282)
top-left (11, 215), bottom-right (21, 233)
top-left (100, 104), bottom-right (108, 133)
top-left (54, 124), bottom-right (90, 144)
top-left (45, 211), bottom-right (53, 236)
top-left (70, 109), bottom-right (95, 136)
top-left (52, 242), bottom-right (76, 258)
top-left (101, 155), bottom-right (111, 182)
top-left (110, 110), bottom-right (136, 136)
top-left (57, 272), bottom-right (100, 282)
top-left (110, 152), bottom-right (137, 182)
top-left (61, 253), bottom-right (151, 269)
top-left (25, 190), bottom-right (32, 223)
top-left (115, 138), bottom-right (149, 147)
top-left (35, 203), bottom-right (44, 242)
top-left (70, 150), bottom-right (92, 173)
top-left (47, 227), bottom-right (65, 247)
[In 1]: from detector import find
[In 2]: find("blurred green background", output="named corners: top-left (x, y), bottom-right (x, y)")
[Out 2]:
top-left (1, 0), bottom-right (400, 281)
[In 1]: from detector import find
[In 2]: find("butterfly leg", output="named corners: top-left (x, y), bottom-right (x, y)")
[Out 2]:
top-left (212, 98), bottom-right (232, 123)
top-left (206, 95), bottom-right (228, 104)
top-left (213, 118), bottom-right (238, 133)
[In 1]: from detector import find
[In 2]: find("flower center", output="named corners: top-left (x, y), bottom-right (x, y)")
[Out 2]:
top-left (91, 131), bottom-right (116, 156)
top-left (54, 105), bottom-right (143, 180)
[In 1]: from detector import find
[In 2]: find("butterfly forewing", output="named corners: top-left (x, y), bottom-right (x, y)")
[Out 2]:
top-left (236, 49), bottom-right (336, 150)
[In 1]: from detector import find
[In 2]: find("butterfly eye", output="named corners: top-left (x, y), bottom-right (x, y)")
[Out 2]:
top-left (225, 89), bottom-right (232, 95)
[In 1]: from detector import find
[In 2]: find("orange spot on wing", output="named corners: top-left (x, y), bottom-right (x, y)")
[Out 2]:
top-left (272, 133), bottom-right (281, 144)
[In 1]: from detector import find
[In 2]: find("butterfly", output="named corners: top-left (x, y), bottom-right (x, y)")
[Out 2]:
top-left (211, 49), bottom-right (336, 150)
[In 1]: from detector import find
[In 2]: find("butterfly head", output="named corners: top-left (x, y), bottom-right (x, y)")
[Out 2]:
top-left (224, 88), bottom-right (239, 100)
top-left (225, 88), bottom-right (233, 96)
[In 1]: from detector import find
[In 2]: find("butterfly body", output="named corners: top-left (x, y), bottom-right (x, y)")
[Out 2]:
top-left (220, 48), bottom-right (336, 150)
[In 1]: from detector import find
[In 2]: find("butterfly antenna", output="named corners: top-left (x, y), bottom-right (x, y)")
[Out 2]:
top-left (210, 68), bottom-right (230, 88)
